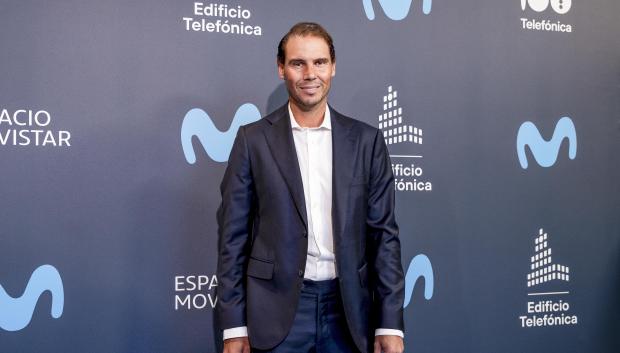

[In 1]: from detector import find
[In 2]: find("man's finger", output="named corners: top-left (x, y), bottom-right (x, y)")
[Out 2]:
top-left (242, 342), bottom-right (251, 353)
top-left (373, 340), bottom-right (382, 353)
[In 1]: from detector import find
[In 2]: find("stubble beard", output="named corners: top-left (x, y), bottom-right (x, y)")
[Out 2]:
top-left (289, 84), bottom-right (330, 113)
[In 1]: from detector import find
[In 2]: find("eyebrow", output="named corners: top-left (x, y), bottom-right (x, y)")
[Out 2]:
top-left (287, 57), bottom-right (330, 64)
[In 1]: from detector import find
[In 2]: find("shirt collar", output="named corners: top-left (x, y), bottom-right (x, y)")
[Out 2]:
top-left (288, 103), bottom-right (332, 130)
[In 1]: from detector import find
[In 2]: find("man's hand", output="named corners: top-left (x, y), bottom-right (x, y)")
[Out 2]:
top-left (223, 336), bottom-right (250, 353)
top-left (373, 335), bottom-right (404, 353)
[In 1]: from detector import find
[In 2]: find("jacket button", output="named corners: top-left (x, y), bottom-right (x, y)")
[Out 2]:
top-left (298, 270), bottom-right (304, 277)
top-left (302, 231), bottom-right (307, 238)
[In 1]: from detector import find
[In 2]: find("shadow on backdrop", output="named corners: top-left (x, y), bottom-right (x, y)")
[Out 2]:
top-left (267, 83), bottom-right (288, 114)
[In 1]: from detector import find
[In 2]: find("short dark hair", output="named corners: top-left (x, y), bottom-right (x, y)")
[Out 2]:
top-left (277, 22), bottom-right (336, 65)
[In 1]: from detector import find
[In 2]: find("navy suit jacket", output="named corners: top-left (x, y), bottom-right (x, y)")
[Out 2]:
top-left (215, 104), bottom-right (404, 352)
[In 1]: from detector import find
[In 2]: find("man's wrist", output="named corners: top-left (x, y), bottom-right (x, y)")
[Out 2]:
top-left (223, 326), bottom-right (248, 340)
top-left (375, 328), bottom-right (404, 338)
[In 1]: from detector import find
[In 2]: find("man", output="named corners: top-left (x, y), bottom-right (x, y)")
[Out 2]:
top-left (216, 22), bottom-right (405, 353)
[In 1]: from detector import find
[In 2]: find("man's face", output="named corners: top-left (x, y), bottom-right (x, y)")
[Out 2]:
top-left (278, 35), bottom-right (336, 111)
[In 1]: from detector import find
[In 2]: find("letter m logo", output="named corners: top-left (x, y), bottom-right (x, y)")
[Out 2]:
top-left (181, 103), bottom-right (261, 163)
top-left (516, 116), bottom-right (577, 169)
top-left (403, 254), bottom-right (434, 308)
top-left (362, 0), bottom-right (432, 20)
top-left (0, 265), bottom-right (64, 332)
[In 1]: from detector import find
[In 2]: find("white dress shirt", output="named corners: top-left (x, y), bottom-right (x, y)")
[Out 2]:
top-left (223, 104), bottom-right (403, 340)
top-left (290, 104), bottom-right (336, 281)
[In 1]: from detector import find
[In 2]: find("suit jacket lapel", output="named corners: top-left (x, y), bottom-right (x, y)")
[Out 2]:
top-left (331, 107), bottom-right (359, 245)
top-left (263, 105), bottom-right (308, 229)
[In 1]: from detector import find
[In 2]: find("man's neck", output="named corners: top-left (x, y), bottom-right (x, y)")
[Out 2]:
top-left (289, 100), bottom-right (327, 128)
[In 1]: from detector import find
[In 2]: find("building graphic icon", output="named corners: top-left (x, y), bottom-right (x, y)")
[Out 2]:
top-left (378, 86), bottom-right (422, 146)
top-left (527, 228), bottom-right (570, 287)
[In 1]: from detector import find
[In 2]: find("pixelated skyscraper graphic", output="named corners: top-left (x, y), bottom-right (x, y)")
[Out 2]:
top-left (527, 228), bottom-right (570, 287)
top-left (378, 86), bottom-right (422, 146)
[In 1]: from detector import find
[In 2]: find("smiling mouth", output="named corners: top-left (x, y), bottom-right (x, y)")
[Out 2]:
top-left (299, 86), bottom-right (320, 94)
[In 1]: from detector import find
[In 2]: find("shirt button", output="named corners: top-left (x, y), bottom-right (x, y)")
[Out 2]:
top-left (298, 270), bottom-right (304, 277)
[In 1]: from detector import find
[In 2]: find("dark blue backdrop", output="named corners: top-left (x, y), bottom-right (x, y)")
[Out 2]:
top-left (1, 1), bottom-right (619, 352)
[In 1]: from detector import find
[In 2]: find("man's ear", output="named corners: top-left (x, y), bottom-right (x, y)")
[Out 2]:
top-left (332, 62), bottom-right (336, 77)
top-left (277, 61), bottom-right (285, 80)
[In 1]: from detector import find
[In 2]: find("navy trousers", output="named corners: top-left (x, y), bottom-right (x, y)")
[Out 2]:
top-left (252, 279), bottom-right (360, 353)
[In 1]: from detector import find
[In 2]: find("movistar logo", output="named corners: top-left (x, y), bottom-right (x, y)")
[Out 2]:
top-left (181, 103), bottom-right (261, 163)
top-left (521, 0), bottom-right (572, 14)
top-left (516, 116), bottom-right (577, 169)
top-left (363, 0), bottom-right (432, 20)
top-left (0, 265), bottom-right (64, 331)
top-left (403, 254), bottom-right (434, 308)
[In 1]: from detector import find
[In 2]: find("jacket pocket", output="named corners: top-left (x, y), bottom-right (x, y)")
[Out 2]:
top-left (247, 256), bottom-right (274, 280)
top-left (358, 262), bottom-right (368, 288)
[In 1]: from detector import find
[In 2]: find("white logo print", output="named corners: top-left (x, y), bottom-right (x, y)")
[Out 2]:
top-left (376, 85), bottom-right (432, 192)
top-left (519, 0), bottom-right (573, 33)
top-left (521, 0), bottom-right (572, 14)
top-left (527, 228), bottom-right (570, 287)
top-left (378, 86), bottom-right (422, 146)
top-left (518, 228), bottom-right (578, 328)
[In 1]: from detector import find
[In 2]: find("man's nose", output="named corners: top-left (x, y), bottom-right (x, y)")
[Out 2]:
top-left (303, 65), bottom-right (317, 80)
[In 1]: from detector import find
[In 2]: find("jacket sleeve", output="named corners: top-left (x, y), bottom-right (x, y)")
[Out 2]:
top-left (215, 126), bottom-right (255, 330)
top-left (367, 129), bottom-right (405, 331)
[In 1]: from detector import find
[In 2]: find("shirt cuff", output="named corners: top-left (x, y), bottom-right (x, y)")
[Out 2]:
top-left (223, 326), bottom-right (248, 340)
top-left (375, 328), bottom-right (404, 338)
